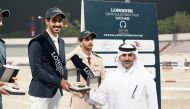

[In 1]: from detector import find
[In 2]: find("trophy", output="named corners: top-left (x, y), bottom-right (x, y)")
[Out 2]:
top-left (69, 82), bottom-right (91, 92)
top-left (1, 83), bottom-right (25, 95)
top-left (0, 65), bottom-right (19, 82)
top-left (0, 65), bottom-right (25, 95)
top-left (66, 68), bottom-right (90, 92)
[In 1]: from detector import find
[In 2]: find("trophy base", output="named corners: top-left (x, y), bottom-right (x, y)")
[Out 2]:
top-left (69, 82), bottom-right (90, 92)
top-left (1, 83), bottom-right (25, 95)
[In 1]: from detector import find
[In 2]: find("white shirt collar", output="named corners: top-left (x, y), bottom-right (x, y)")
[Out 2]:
top-left (80, 47), bottom-right (92, 58)
top-left (46, 29), bottom-right (59, 42)
top-left (46, 29), bottom-right (59, 54)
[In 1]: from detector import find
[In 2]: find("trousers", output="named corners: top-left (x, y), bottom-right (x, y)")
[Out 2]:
top-left (29, 90), bottom-right (62, 109)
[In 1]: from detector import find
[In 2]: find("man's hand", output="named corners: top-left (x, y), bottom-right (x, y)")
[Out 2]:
top-left (0, 77), bottom-right (19, 95)
top-left (60, 79), bottom-right (71, 92)
top-left (0, 81), bottom-right (6, 87)
top-left (0, 82), bottom-right (9, 95)
top-left (0, 87), bottom-right (9, 95)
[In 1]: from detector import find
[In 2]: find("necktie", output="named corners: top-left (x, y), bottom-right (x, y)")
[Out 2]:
top-left (87, 56), bottom-right (91, 65)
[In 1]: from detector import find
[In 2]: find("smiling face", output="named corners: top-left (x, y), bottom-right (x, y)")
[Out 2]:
top-left (45, 14), bottom-right (64, 37)
top-left (119, 53), bottom-right (136, 69)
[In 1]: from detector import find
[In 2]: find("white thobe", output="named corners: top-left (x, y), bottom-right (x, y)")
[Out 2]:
top-left (89, 66), bottom-right (158, 109)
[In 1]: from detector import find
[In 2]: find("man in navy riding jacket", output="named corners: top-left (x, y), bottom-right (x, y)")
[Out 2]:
top-left (28, 7), bottom-right (70, 109)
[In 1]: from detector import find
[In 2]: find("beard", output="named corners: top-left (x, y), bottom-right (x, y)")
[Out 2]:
top-left (122, 61), bottom-right (134, 69)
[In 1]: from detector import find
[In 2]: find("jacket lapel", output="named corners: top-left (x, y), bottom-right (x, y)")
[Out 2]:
top-left (43, 31), bottom-right (58, 54)
top-left (58, 37), bottom-right (64, 59)
top-left (43, 31), bottom-right (65, 63)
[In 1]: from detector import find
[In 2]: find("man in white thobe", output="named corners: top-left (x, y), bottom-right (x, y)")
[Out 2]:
top-left (88, 43), bottom-right (158, 109)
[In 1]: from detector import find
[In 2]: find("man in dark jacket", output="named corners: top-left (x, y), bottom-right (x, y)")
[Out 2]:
top-left (0, 8), bottom-right (18, 109)
top-left (0, 8), bottom-right (11, 109)
top-left (28, 7), bottom-right (70, 109)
